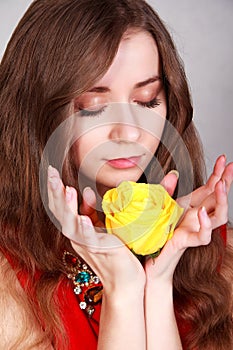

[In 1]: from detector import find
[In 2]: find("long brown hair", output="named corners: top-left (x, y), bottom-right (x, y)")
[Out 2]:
top-left (0, 0), bottom-right (232, 348)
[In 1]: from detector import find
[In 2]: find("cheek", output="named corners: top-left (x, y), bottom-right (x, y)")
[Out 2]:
top-left (146, 135), bottom-right (161, 156)
top-left (71, 138), bottom-right (91, 168)
top-left (143, 113), bottom-right (165, 150)
top-left (71, 131), bottom-right (104, 169)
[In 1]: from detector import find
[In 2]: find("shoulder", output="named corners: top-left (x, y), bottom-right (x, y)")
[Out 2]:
top-left (0, 251), bottom-right (53, 349)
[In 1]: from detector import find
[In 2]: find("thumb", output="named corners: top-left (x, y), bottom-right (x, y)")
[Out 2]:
top-left (80, 187), bottom-right (105, 228)
top-left (160, 170), bottom-right (179, 196)
top-left (80, 187), bottom-right (97, 216)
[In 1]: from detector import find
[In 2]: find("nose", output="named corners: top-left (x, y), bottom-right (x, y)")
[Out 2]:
top-left (109, 123), bottom-right (141, 142)
top-left (108, 103), bottom-right (142, 142)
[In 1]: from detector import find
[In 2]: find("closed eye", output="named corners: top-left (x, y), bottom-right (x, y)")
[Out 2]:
top-left (136, 97), bottom-right (161, 109)
top-left (78, 97), bottom-right (161, 117)
top-left (79, 106), bottom-right (107, 117)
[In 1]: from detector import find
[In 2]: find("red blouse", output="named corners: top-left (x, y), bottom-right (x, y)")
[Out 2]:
top-left (4, 224), bottom-right (227, 349)
top-left (57, 281), bottom-right (100, 349)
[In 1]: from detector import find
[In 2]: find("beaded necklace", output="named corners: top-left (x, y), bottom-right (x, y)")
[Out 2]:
top-left (62, 250), bottom-right (103, 318)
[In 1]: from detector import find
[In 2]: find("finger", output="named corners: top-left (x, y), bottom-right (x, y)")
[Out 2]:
top-left (185, 155), bottom-right (226, 208)
top-left (69, 216), bottom-right (98, 260)
top-left (78, 215), bottom-right (122, 252)
top-left (210, 180), bottom-right (228, 229)
top-left (79, 187), bottom-right (97, 217)
top-left (200, 178), bottom-right (229, 222)
top-left (160, 170), bottom-right (179, 196)
top-left (175, 206), bottom-right (212, 249)
top-left (199, 192), bottom-right (215, 214)
top-left (221, 162), bottom-right (233, 193)
top-left (47, 165), bottom-right (65, 199)
top-left (76, 215), bottom-right (98, 248)
top-left (80, 187), bottom-right (105, 228)
top-left (61, 187), bottom-right (100, 249)
top-left (80, 187), bottom-right (97, 215)
top-left (62, 186), bottom-right (80, 238)
top-left (65, 186), bottom-right (78, 213)
top-left (205, 154), bottom-right (226, 190)
top-left (47, 165), bottom-right (66, 221)
top-left (196, 206), bottom-right (213, 245)
top-left (186, 207), bottom-right (212, 247)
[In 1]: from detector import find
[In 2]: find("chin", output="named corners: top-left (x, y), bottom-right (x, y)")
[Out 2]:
top-left (101, 174), bottom-right (143, 189)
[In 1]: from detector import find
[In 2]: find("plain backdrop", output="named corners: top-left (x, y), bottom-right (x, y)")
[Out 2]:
top-left (0, 0), bottom-right (232, 220)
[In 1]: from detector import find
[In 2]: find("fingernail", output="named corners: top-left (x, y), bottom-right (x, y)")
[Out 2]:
top-left (48, 165), bottom-right (59, 177)
top-left (222, 154), bottom-right (227, 161)
top-left (49, 178), bottom-right (59, 190)
top-left (201, 206), bottom-right (208, 218)
top-left (48, 166), bottom-right (60, 190)
top-left (168, 170), bottom-right (179, 179)
top-left (65, 186), bottom-right (72, 202)
top-left (219, 154), bottom-right (227, 167)
top-left (83, 187), bottom-right (95, 203)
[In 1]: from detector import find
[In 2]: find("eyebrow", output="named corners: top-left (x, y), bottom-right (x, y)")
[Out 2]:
top-left (87, 75), bottom-right (161, 93)
top-left (134, 75), bottom-right (161, 88)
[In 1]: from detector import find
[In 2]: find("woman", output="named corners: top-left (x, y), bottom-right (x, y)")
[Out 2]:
top-left (0, 0), bottom-right (232, 349)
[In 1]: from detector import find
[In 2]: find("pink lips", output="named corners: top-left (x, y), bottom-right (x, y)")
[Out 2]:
top-left (107, 156), bottom-right (141, 169)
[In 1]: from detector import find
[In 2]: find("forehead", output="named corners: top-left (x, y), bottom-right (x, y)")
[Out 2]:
top-left (94, 30), bottom-right (160, 87)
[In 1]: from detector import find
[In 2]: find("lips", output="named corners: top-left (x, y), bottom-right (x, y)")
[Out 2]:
top-left (107, 156), bottom-right (142, 169)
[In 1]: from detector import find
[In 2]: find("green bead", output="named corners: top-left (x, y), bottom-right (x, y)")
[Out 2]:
top-left (75, 271), bottom-right (91, 284)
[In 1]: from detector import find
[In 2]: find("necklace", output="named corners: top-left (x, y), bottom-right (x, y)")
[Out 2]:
top-left (62, 250), bottom-right (103, 318)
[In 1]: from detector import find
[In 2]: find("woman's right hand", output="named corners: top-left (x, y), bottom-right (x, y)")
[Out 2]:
top-left (47, 166), bottom-right (145, 296)
top-left (48, 166), bottom-right (147, 350)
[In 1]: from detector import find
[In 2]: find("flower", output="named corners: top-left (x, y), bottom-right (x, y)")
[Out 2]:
top-left (102, 181), bottom-right (184, 256)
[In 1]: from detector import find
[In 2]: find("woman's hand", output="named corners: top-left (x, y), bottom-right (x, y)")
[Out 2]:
top-left (144, 156), bottom-right (232, 350)
top-left (178, 155), bottom-right (233, 213)
top-left (47, 166), bottom-right (147, 350)
top-left (47, 166), bottom-right (145, 294)
top-left (146, 155), bottom-right (233, 283)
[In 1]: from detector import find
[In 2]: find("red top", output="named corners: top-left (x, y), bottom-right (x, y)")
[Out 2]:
top-left (57, 281), bottom-right (101, 349)
top-left (4, 224), bottom-right (227, 349)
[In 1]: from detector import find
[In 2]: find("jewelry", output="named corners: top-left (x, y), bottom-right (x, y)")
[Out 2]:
top-left (62, 250), bottom-right (103, 318)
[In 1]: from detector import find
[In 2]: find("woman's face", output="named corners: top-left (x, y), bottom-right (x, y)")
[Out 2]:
top-left (72, 30), bottom-right (167, 196)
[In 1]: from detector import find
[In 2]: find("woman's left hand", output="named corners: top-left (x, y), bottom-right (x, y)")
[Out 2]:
top-left (145, 156), bottom-right (233, 283)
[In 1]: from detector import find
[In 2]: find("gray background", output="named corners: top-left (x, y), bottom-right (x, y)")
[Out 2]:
top-left (0, 0), bottom-right (232, 220)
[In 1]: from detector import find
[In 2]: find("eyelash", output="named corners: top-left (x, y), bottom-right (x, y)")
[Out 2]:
top-left (79, 106), bottom-right (106, 117)
top-left (79, 97), bottom-right (161, 117)
top-left (136, 97), bottom-right (161, 109)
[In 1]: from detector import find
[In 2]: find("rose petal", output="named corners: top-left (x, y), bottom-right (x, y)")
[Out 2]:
top-left (102, 181), bottom-right (183, 256)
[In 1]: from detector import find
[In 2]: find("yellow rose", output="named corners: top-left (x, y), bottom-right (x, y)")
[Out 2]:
top-left (102, 181), bottom-right (183, 256)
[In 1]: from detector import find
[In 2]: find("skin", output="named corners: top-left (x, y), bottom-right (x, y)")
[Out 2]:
top-left (72, 30), bottom-right (166, 200)
top-left (48, 30), bottom-right (233, 350)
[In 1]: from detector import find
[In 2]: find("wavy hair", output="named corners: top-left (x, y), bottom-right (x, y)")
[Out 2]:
top-left (0, 0), bottom-right (232, 348)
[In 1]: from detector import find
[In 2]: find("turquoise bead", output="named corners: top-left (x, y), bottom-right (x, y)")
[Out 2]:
top-left (75, 271), bottom-right (91, 284)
